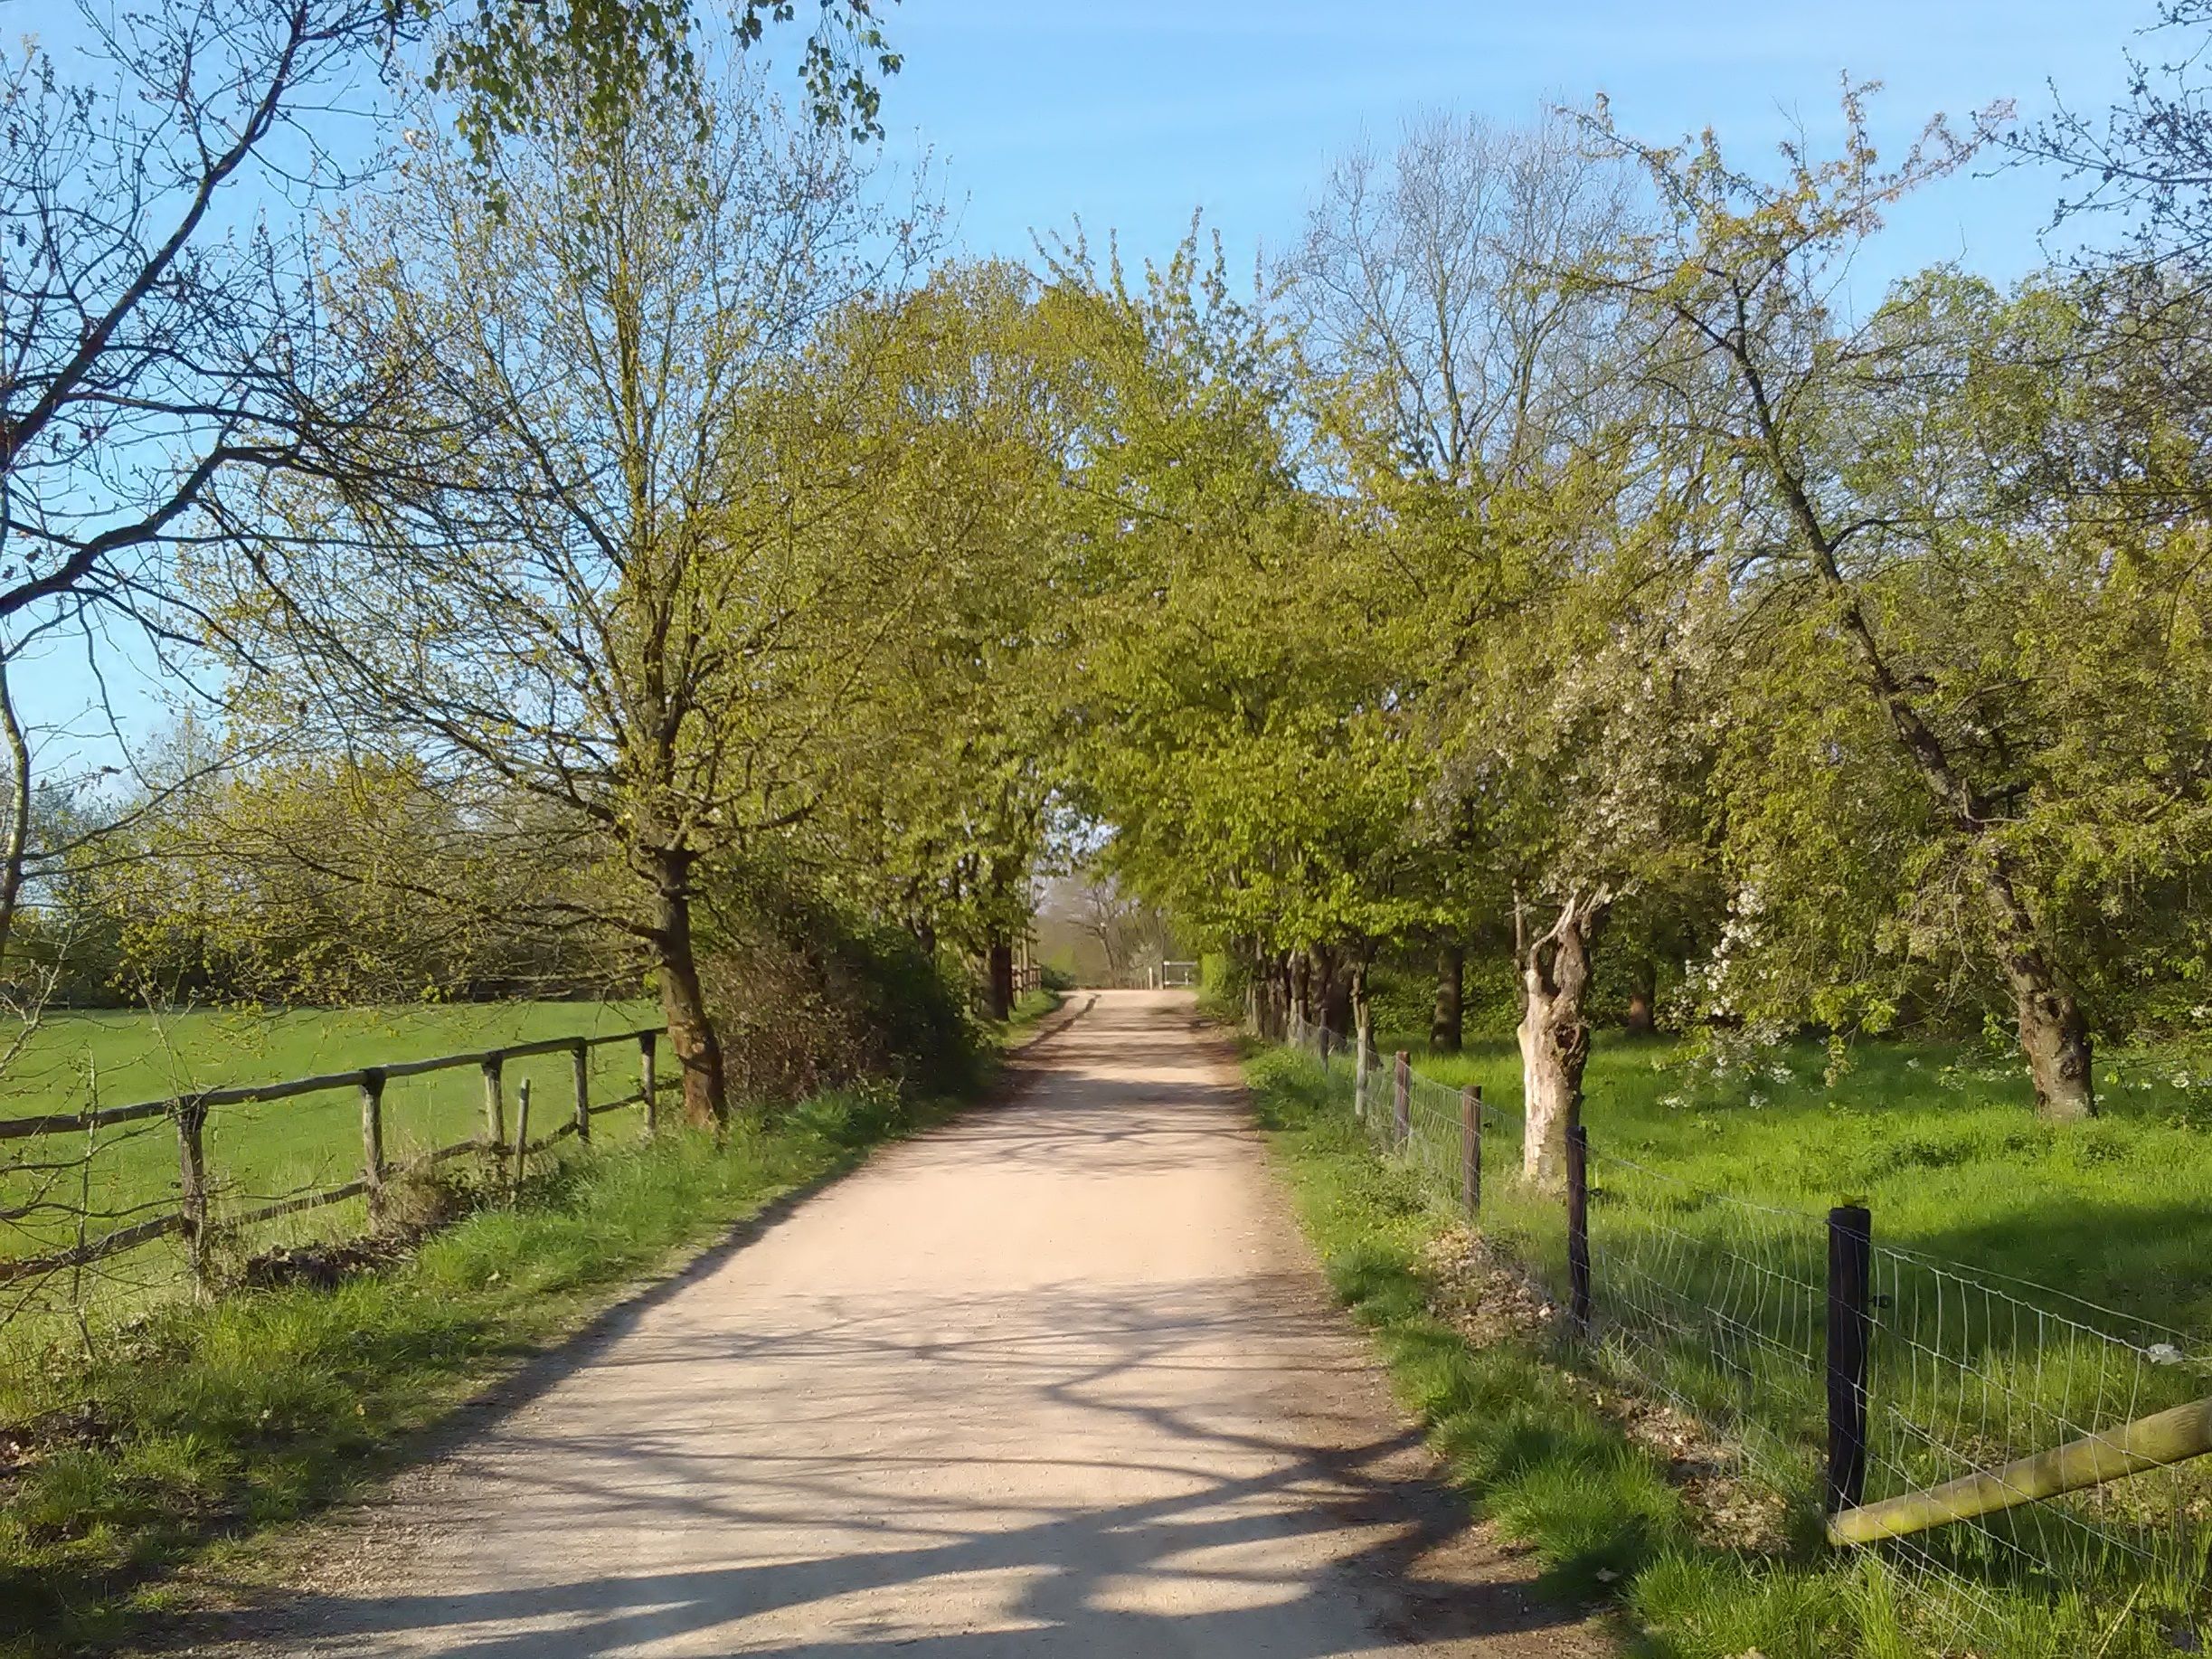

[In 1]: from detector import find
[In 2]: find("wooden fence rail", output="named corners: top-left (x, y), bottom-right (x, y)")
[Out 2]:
top-left (0, 1025), bottom-right (671, 1289)
top-left (1828, 1394), bottom-right (2212, 1547)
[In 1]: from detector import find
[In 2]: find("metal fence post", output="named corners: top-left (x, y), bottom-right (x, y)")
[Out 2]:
top-left (1567, 1123), bottom-right (1592, 1338)
top-left (1392, 1051), bottom-right (1410, 1146)
top-left (359, 1068), bottom-right (386, 1228)
top-left (1827, 1203), bottom-right (1874, 1516)
top-left (481, 1055), bottom-right (506, 1151)
top-left (1460, 1085), bottom-right (1480, 1217)
top-left (175, 1097), bottom-right (209, 1291)
top-left (511, 1078), bottom-right (533, 1189)
top-left (572, 1042), bottom-right (591, 1145)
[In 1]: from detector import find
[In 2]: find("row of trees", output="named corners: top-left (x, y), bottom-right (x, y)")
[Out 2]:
top-left (1056, 91), bottom-right (2212, 1183)
top-left (14, 1), bottom-right (2212, 1180)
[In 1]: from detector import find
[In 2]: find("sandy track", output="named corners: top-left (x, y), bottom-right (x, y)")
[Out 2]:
top-left (198, 991), bottom-right (1603, 1657)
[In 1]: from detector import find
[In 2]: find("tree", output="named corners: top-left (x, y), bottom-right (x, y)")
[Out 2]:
top-left (199, 58), bottom-right (923, 1123)
top-left (781, 262), bottom-right (1069, 1016)
top-left (1586, 89), bottom-right (2198, 1119)
top-left (2006, 1), bottom-right (2212, 267)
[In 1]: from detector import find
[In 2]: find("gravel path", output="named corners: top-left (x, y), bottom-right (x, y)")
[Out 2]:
top-left (199, 991), bottom-right (1604, 1657)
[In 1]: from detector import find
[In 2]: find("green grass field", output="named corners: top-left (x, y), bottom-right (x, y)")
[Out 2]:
top-left (1370, 1027), bottom-right (2212, 1335)
top-left (1268, 1026), bottom-right (2212, 1655)
top-left (0, 1001), bottom-right (664, 1121)
top-left (0, 1002), bottom-right (661, 1303)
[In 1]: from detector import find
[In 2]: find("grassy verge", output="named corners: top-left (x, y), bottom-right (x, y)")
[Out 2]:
top-left (995, 986), bottom-right (1067, 1048)
top-left (1245, 1042), bottom-right (2198, 1658)
top-left (0, 1071), bottom-right (973, 1657)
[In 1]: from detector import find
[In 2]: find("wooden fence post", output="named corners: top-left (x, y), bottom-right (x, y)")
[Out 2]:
top-left (175, 1098), bottom-right (209, 1291)
top-left (360, 1068), bottom-right (386, 1228)
top-left (511, 1078), bottom-right (532, 1189)
top-left (572, 1042), bottom-right (591, 1145)
top-left (1393, 1051), bottom-right (1410, 1146)
top-left (1566, 1123), bottom-right (1592, 1338)
top-left (1353, 1018), bottom-right (1370, 1120)
top-left (639, 1031), bottom-right (658, 1137)
top-left (1460, 1085), bottom-right (1481, 1218)
top-left (481, 1056), bottom-right (505, 1151)
top-left (1827, 1203), bottom-right (1874, 1516)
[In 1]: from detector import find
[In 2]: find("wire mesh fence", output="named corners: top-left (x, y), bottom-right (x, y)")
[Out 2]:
top-left (1266, 1011), bottom-right (2212, 1654)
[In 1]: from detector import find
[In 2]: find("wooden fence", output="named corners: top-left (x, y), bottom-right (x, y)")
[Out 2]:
top-left (0, 1026), bottom-right (669, 1290)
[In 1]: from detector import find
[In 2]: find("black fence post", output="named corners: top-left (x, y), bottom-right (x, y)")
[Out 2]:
top-left (1460, 1085), bottom-right (1480, 1218)
top-left (1566, 1123), bottom-right (1592, 1338)
top-left (572, 1042), bottom-right (591, 1146)
top-left (1393, 1051), bottom-right (1410, 1146)
top-left (359, 1068), bottom-right (386, 1228)
top-left (1827, 1203), bottom-right (1874, 1516)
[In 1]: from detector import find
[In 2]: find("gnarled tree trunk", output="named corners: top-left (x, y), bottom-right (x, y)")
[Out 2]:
top-left (649, 848), bottom-right (727, 1129)
top-left (1432, 943), bottom-right (1464, 1054)
top-left (1518, 892), bottom-right (1609, 1191)
top-left (1982, 862), bottom-right (2094, 1120)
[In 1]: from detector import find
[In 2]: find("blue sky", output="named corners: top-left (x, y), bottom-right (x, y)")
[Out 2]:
top-left (880, 0), bottom-right (2145, 298)
top-left (14, 1), bottom-right (2163, 757)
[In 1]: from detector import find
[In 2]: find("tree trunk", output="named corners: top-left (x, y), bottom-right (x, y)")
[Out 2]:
top-left (1432, 943), bottom-right (1464, 1054)
top-left (1518, 894), bottom-right (1607, 1191)
top-left (1352, 961), bottom-right (1374, 1120)
top-left (1981, 862), bottom-right (2094, 1120)
top-left (1624, 956), bottom-right (1657, 1036)
top-left (650, 851), bottom-right (726, 1129)
top-left (986, 939), bottom-right (1015, 1021)
top-left (1290, 950), bottom-right (1312, 1027)
top-left (1321, 944), bottom-right (1354, 1037)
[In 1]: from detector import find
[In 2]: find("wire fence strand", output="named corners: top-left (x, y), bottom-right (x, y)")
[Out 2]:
top-left (1262, 1010), bottom-right (2212, 1654)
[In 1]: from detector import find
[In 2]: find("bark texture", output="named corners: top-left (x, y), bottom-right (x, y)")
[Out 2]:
top-left (1518, 894), bottom-right (1608, 1191)
top-left (1432, 943), bottom-right (1464, 1054)
top-left (651, 851), bottom-right (727, 1128)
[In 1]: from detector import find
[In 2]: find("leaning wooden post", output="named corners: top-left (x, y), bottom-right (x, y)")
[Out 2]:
top-left (480, 1055), bottom-right (506, 1152)
top-left (1392, 1051), bottom-right (1410, 1147)
top-left (572, 1042), bottom-right (591, 1146)
top-left (359, 1068), bottom-right (387, 1228)
top-left (1566, 1124), bottom-right (1592, 1338)
top-left (1826, 1203), bottom-right (1875, 1517)
top-left (175, 1097), bottom-right (209, 1291)
top-left (1353, 1010), bottom-right (1371, 1120)
top-left (1460, 1085), bottom-right (1481, 1218)
top-left (1829, 1392), bottom-right (2212, 1546)
top-left (639, 1031), bottom-right (658, 1137)
top-left (511, 1078), bottom-right (533, 1189)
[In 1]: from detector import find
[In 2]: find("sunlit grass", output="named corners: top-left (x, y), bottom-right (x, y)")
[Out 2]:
top-left (0, 1077), bottom-right (958, 1658)
top-left (1248, 1040), bottom-right (2212, 1657)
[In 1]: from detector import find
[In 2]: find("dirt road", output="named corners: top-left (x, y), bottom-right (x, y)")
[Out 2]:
top-left (204, 991), bottom-right (1602, 1656)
